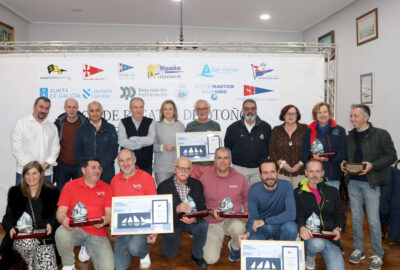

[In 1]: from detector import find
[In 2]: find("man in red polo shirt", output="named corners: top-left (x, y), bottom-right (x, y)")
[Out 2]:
top-left (55, 158), bottom-right (114, 270)
top-left (111, 149), bottom-right (157, 269)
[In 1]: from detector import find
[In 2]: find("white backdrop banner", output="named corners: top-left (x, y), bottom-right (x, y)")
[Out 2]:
top-left (0, 52), bottom-right (324, 217)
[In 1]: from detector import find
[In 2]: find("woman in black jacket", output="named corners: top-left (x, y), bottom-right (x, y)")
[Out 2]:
top-left (1, 161), bottom-right (59, 269)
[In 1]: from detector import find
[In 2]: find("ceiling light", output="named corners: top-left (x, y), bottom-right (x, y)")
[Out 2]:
top-left (171, 0), bottom-right (182, 2)
top-left (260, 14), bottom-right (271, 20)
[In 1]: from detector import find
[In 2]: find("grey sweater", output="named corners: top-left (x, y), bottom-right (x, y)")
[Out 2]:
top-left (153, 120), bottom-right (185, 173)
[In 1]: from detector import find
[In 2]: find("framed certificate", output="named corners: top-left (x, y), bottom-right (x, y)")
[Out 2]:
top-left (241, 240), bottom-right (304, 270)
top-left (176, 131), bottom-right (224, 162)
top-left (111, 194), bottom-right (173, 235)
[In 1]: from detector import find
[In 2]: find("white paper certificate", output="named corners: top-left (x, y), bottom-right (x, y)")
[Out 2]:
top-left (111, 195), bottom-right (173, 235)
top-left (282, 246), bottom-right (299, 270)
top-left (152, 199), bottom-right (168, 224)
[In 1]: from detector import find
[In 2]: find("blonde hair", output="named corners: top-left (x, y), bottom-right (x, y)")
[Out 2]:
top-left (312, 102), bottom-right (333, 120)
top-left (159, 100), bottom-right (178, 122)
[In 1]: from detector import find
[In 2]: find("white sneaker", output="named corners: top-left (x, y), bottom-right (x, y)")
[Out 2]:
top-left (62, 266), bottom-right (76, 270)
top-left (139, 253), bottom-right (151, 268)
top-left (78, 246), bottom-right (90, 262)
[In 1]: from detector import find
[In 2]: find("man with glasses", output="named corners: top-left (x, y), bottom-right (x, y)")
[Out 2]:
top-left (185, 99), bottom-right (221, 179)
top-left (157, 157), bottom-right (208, 268)
top-left (225, 99), bottom-right (271, 186)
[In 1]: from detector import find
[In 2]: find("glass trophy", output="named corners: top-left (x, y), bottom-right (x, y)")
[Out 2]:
top-left (343, 161), bottom-right (366, 175)
top-left (217, 196), bottom-right (248, 218)
top-left (69, 201), bottom-right (103, 227)
top-left (14, 212), bottom-right (47, 239)
top-left (307, 212), bottom-right (335, 239)
top-left (308, 138), bottom-right (336, 159)
top-left (179, 196), bottom-right (209, 219)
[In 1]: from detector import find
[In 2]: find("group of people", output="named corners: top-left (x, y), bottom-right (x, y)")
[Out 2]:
top-left (1, 96), bottom-right (396, 270)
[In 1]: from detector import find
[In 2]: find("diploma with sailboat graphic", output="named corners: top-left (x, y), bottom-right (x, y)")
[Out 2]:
top-left (241, 240), bottom-right (304, 270)
top-left (176, 131), bottom-right (224, 162)
top-left (111, 195), bottom-right (173, 235)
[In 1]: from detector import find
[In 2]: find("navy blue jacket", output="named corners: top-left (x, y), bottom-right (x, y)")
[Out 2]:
top-left (301, 120), bottom-right (346, 180)
top-left (225, 116), bottom-right (271, 168)
top-left (73, 118), bottom-right (118, 174)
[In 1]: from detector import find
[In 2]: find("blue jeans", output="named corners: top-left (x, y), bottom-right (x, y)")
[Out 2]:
top-left (54, 162), bottom-right (80, 192)
top-left (348, 180), bottom-right (383, 256)
top-left (16, 173), bottom-right (51, 185)
top-left (162, 218), bottom-right (208, 259)
top-left (305, 238), bottom-right (344, 270)
top-left (114, 235), bottom-right (148, 270)
top-left (55, 226), bottom-right (114, 270)
top-left (248, 221), bottom-right (298, 241)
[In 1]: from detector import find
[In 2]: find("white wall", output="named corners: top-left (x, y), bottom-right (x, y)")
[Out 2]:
top-left (29, 23), bottom-right (303, 42)
top-left (0, 4), bottom-right (29, 40)
top-left (303, 0), bottom-right (400, 156)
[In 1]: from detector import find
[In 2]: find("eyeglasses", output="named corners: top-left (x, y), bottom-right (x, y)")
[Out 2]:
top-left (286, 112), bottom-right (297, 117)
top-left (175, 166), bottom-right (191, 172)
top-left (195, 107), bottom-right (209, 111)
top-left (243, 107), bottom-right (256, 112)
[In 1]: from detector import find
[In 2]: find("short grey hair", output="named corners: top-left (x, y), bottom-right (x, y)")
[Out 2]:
top-left (351, 104), bottom-right (370, 117)
top-left (88, 101), bottom-right (103, 111)
top-left (215, 147), bottom-right (232, 160)
top-left (243, 99), bottom-right (257, 109)
top-left (130, 97), bottom-right (145, 108)
top-left (194, 99), bottom-right (210, 110)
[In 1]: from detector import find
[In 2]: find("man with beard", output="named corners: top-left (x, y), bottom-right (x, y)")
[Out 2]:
top-left (111, 149), bottom-right (157, 269)
top-left (225, 99), bottom-right (271, 186)
top-left (185, 99), bottom-right (221, 179)
top-left (239, 159), bottom-right (297, 241)
top-left (11, 96), bottom-right (60, 184)
top-left (157, 157), bottom-right (208, 268)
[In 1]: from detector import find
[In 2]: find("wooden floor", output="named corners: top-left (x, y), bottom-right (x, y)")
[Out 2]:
top-left (4, 204), bottom-right (400, 269)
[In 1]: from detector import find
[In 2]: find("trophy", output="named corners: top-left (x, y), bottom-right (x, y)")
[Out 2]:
top-left (179, 196), bottom-right (209, 219)
top-left (307, 212), bottom-right (335, 239)
top-left (308, 138), bottom-right (336, 159)
top-left (217, 196), bottom-right (248, 218)
top-left (69, 201), bottom-right (103, 227)
top-left (13, 212), bottom-right (47, 239)
top-left (342, 161), bottom-right (366, 175)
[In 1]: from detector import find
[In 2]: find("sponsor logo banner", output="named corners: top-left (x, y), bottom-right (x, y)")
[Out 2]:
top-left (148, 64), bottom-right (183, 79)
top-left (199, 64), bottom-right (239, 78)
top-left (83, 64), bottom-right (104, 80)
top-left (243, 85), bottom-right (273, 96)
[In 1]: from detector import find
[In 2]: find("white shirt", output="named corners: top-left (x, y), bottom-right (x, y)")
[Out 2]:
top-left (244, 120), bottom-right (255, 133)
top-left (11, 115), bottom-right (60, 175)
top-left (118, 117), bottom-right (155, 150)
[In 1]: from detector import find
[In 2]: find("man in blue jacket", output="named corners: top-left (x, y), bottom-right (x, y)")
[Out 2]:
top-left (73, 101), bottom-right (118, 184)
top-left (224, 99), bottom-right (271, 186)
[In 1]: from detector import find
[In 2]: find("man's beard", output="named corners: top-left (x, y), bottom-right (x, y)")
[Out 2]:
top-left (262, 178), bottom-right (277, 188)
top-left (37, 112), bottom-right (47, 120)
top-left (244, 113), bottom-right (256, 122)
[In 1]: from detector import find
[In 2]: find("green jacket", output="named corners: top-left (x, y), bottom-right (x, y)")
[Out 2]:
top-left (345, 123), bottom-right (397, 187)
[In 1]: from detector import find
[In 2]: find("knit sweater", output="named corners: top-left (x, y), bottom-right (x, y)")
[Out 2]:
top-left (153, 120), bottom-right (185, 173)
top-left (246, 180), bottom-right (296, 232)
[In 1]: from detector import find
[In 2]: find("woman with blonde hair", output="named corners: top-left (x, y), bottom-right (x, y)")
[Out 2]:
top-left (153, 100), bottom-right (185, 185)
top-left (2, 161), bottom-right (59, 269)
top-left (301, 102), bottom-right (346, 189)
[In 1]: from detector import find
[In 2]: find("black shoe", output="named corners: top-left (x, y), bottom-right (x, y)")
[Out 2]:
top-left (191, 254), bottom-right (207, 268)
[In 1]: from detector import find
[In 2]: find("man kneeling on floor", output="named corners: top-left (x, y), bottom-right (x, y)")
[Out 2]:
top-left (55, 158), bottom-right (114, 270)
top-left (295, 159), bottom-right (345, 270)
top-left (239, 159), bottom-right (298, 242)
top-left (157, 157), bottom-right (208, 268)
